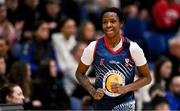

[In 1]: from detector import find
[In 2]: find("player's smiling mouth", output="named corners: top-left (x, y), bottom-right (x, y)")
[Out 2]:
top-left (105, 28), bottom-right (114, 34)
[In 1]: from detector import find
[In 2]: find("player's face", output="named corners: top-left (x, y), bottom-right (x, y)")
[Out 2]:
top-left (102, 12), bottom-right (122, 39)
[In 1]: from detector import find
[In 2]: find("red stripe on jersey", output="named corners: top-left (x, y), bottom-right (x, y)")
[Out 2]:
top-left (104, 35), bottom-right (124, 54)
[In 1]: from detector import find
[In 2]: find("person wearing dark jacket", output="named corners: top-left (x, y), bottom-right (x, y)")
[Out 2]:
top-left (31, 59), bottom-right (70, 109)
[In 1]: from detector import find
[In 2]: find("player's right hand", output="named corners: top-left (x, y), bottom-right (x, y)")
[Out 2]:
top-left (92, 88), bottom-right (105, 100)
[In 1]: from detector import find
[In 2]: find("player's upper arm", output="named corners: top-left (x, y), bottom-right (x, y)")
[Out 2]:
top-left (81, 41), bottom-right (96, 66)
top-left (130, 42), bottom-right (151, 83)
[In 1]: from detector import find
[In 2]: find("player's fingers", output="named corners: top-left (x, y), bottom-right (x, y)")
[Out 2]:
top-left (103, 88), bottom-right (106, 92)
top-left (111, 87), bottom-right (119, 93)
top-left (97, 88), bottom-right (104, 91)
top-left (111, 88), bottom-right (115, 92)
top-left (96, 91), bottom-right (104, 98)
top-left (111, 84), bottom-right (118, 90)
top-left (93, 94), bottom-right (98, 99)
top-left (99, 89), bottom-right (105, 94)
top-left (99, 91), bottom-right (104, 96)
top-left (96, 89), bottom-right (104, 94)
top-left (96, 92), bottom-right (104, 98)
top-left (111, 82), bottom-right (119, 87)
top-left (94, 94), bottom-right (102, 100)
top-left (110, 82), bottom-right (117, 86)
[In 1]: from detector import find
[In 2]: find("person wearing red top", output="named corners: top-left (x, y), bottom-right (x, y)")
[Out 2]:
top-left (152, 0), bottom-right (180, 32)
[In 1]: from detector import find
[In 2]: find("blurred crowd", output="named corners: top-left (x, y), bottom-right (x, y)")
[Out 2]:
top-left (0, 0), bottom-right (179, 110)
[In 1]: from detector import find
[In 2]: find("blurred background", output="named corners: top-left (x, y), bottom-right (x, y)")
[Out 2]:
top-left (0, 0), bottom-right (179, 110)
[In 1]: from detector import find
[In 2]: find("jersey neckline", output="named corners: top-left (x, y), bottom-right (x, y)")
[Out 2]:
top-left (103, 35), bottom-right (124, 54)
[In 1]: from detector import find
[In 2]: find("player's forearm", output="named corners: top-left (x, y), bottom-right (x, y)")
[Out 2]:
top-left (125, 63), bottom-right (152, 92)
top-left (125, 76), bottom-right (151, 93)
top-left (76, 73), bottom-right (96, 96)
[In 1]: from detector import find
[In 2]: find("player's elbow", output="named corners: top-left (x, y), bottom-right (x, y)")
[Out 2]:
top-left (146, 74), bottom-right (152, 85)
top-left (75, 70), bottom-right (82, 82)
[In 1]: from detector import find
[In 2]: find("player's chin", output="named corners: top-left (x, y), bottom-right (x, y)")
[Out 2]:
top-left (105, 33), bottom-right (115, 39)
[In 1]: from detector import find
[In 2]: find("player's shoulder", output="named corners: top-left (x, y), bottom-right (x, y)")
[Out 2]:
top-left (124, 37), bottom-right (142, 52)
top-left (87, 41), bottom-right (97, 48)
top-left (123, 37), bottom-right (138, 49)
top-left (84, 41), bottom-right (97, 52)
top-left (89, 40), bottom-right (97, 45)
top-left (129, 41), bottom-right (138, 47)
top-left (129, 41), bottom-right (143, 53)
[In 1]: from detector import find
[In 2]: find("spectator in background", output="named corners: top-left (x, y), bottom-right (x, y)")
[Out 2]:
top-left (152, 0), bottom-right (180, 33)
top-left (52, 18), bottom-right (77, 72)
top-left (31, 59), bottom-right (70, 109)
top-left (149, 85), bottom-right (165, 101)
top-left (20, 20), bottom-right (56, 74)
top-left (63, 42), bottom-right (87, 96)
top-left (0, 55), bottom-right (8, 88)
top-left (60, 0), bottom-right (80, 25)
top-left (18, 0), bottom-right (40, 41)
top-left (41, 0), bottom-right (66, 33)
top-left (0, 0), bottom-right (22, 65)
top-left (79, 0), bottom-right (120, 30)
top-left (167, 37), bottom-right (180, 76)
top-left (124, 4), bottom-right (139, 19)
top-left (8, 61), bottom-right (31, 103)
top-left (5, 0), bottom-right (24, 41)
top-left (0, 38), bottom-right (19, 72)
top-left (42, 0), bottom-right (61, 22)
top-left (122, 4), bottom-right (148, 49)
top-left (70, 42), bottom-right (96, 110)
top-left (76, 21), bottom-right (96, 44)
top-left (6, 0), bottom-right (20, 25)
top-left (0, 38), bottom-right (9, 57)
top-left (0, 83), bottom-right (24, 104)
top-left (165, 75), bottom-right (180, 110)
top-left (137, 56), bottom-right (172, 108)
top-left (0, 1), bottom-right (19, 47)
top-left (175, 27), bottom-right (180, 36)
top-left (154, 56), bottom-right (172, 91)
top-left (138, 8), bottom-right (151, 31)
top-left (151, 95), bottom-right (169, 111)
top-left (142, 84), bottom-right (165, 110)
top-left (168, 37), bottom-right (180, 76)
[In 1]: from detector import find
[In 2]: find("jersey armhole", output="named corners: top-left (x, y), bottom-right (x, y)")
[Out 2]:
top-left (92, 40), bottom-right (98, 62)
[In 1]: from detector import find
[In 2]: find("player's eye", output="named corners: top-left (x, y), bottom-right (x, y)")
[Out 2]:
top-left (102, 21), bottom-right (107, 24)
top-left (110, 20), bottom-right (116, 23)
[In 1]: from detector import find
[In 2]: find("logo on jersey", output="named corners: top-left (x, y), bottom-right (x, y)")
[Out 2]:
top-left (125, 58), bottom-right (129, 63)
top-left (100, 58), bottom-right (104, 65)
top-left (125, 58), bottom-right (129, 67)
top-left (103, 70), bottom-right (125, 97)
top-left (109, 60), bottom-right (120, 64)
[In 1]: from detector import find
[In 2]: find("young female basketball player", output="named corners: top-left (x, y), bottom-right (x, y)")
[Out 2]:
top-left (76, 7), bottom-right (152, 110)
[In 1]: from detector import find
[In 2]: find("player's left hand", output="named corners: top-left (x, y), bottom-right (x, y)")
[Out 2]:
top-left (110, 82), bottom-right (128, 95)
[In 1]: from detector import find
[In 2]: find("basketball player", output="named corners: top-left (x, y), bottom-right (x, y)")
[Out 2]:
top-left (75, 7), bottom-right (152, 110)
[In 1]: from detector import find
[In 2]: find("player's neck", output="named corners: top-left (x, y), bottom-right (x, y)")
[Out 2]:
top-left (106, 35), bottom-right (121, 48)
